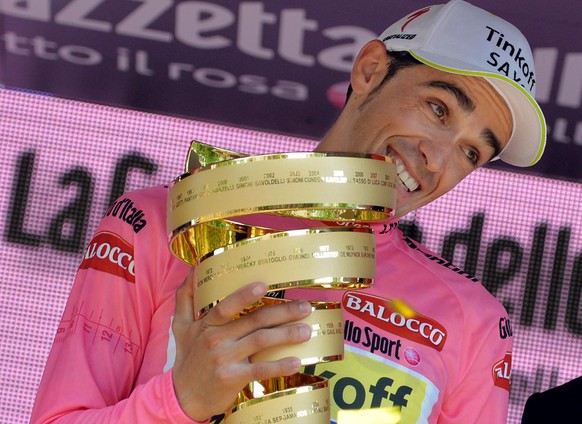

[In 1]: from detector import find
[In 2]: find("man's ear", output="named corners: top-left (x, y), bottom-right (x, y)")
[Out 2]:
top-left (350, 40), bottom-right (390, 98)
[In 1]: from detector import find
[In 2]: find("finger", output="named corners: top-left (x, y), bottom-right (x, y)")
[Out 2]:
top-left (173, 268), bottom-right (196, 330)
top-left (236, 322), bottom-right (312, 360)
top-left (247, 357), bottom-right (303, 382)
top-left (234, 300), bottom-right (312, 335)
top-left (221, 300), bottom-right (312, 361)
top-left (204, 282), bottom-right (268, 326)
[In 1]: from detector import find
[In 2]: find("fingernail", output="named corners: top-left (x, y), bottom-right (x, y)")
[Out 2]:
top-left (252, 283), bottom-right (266, 295)
top-left (299, 301), bottom-right (312, 313)
top-left (300, 325), bottom-right (312, 339)
top-left (290, 358), bottom-right (302, 370)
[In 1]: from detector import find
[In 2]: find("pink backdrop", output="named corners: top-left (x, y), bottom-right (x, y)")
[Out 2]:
top-left (1, 87), bottom-right (581, 423)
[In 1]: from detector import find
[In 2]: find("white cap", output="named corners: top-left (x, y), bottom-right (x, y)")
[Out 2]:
top-left (378, 0), bottom-right (546, 167)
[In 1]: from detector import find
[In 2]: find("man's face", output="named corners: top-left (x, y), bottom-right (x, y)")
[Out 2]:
top-left (319, 57), bottom-right (512, 219)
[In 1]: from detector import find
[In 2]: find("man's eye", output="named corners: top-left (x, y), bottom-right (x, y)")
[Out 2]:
top-left (463, 147), bottom-right (480, 165)
top-left (429, 102), bottom-right (447, 120)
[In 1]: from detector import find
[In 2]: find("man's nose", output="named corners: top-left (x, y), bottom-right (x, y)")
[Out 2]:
top-left (418, 134), bottom-right (453, 172)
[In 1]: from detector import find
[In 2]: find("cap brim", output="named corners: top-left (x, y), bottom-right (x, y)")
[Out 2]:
top-left (408, 50), bottom-right (546, 167)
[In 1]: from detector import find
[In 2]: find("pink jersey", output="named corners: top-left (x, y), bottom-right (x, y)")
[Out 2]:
top-left (31, 184), bottom-right (512, 423)
top-left (285, 224), bottom-right (513, 423)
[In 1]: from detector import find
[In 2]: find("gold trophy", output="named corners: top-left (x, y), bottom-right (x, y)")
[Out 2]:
top-left (167, 141), bottom-right (396, 423)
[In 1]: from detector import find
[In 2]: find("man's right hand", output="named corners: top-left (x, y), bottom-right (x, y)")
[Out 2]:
top-left (171, 270), bottom-right (313, 422)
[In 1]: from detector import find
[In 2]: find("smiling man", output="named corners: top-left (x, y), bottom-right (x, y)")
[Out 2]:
top-left (31, 1), bottom-right (545, 424)
top-left (290, 1), bottom-right (544, 422)
top-left (317, 53), bottom-right (514, 218)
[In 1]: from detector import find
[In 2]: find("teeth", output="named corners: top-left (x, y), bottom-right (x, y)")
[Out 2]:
top-left (391, 156), bottom-right (420, 192)
top-left (401, 170), bottom-right (419, 191)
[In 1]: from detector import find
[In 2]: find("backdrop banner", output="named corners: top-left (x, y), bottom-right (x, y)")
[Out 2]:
top-left (1, 86), bottom-right (581, 424)
top-left (1, 0), bottom-right (581, 180)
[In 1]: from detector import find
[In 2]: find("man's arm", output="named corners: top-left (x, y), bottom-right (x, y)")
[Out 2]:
top-left (440, 314), bottom-right (513, 423)
top-left (30, 258), bottom-right (198, 422)
top-left (30, 187), bottom-right (313, 423)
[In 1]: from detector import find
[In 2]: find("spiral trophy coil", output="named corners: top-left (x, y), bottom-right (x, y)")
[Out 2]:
top-left (167, 140), bottom-right (396, 423)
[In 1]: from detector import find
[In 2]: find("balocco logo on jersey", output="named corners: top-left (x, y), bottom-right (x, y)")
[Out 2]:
top-left (343, 292), bottom-right (448, 351)
top-left (80, 231), bottom-right (136, 283)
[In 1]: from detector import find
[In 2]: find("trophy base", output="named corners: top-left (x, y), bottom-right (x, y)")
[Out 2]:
top-left (225, 373), bottom-right (330, 424)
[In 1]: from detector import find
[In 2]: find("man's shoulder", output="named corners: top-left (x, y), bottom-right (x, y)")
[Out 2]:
top-left (522, 376), bottom-right (582, 423)
top-left (527, 375), bottom-right (582, 404)
top-left (101, 184), bottom-right (168, 236)
top-left (389, 228), bottom-right (481, 284)
top-left (385, 228), bottom-right (508, 315)
top-left (116, 184), bottom-right (168, 206)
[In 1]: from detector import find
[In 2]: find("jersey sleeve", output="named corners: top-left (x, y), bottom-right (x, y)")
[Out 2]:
top-left (439, 311), bottom-right (513, 423)
top-left (29, 187), bottom-right (203, 424)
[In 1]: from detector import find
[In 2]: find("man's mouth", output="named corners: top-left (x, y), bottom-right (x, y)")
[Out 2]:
top-left (392, 156), bottom-right (419, 192)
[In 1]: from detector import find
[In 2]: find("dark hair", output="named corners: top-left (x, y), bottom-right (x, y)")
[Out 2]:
top-left (345, 50), bottom-right (422, 104)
